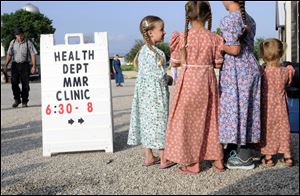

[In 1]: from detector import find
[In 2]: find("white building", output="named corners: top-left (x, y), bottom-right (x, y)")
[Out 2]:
top-left (276, 1), bottom-right (299, 62)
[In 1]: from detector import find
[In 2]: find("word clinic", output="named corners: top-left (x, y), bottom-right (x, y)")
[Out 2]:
top-left (54, 50), bottom-right (94, 62)
top-left (54, 49), bottom-right (94, 102)
top-left (56, 89), bottom-right (90, 101)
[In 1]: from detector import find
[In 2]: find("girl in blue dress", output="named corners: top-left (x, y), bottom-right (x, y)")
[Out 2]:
top-left (219, 1), bottom-right (261, 170)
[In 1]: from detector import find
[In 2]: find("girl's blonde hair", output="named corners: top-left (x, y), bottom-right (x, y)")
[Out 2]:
top-left (260, 38), bottom-right (286, 66)
top-left (182, 1), bottom-right (212, 65)
top-left (133, 16), bottom-right (165, 70)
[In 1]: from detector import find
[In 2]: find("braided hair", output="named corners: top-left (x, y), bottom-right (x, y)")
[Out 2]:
top-left (133, 16), bottom-right (165, 70)
top-left (182, 1), bottom-right (212, 65)
top-left (234, 1), bottom-right (248, 42)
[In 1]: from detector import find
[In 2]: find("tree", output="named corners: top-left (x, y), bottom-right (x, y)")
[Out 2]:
top-left (253, 37), bottom-right (264, 61)
top-left (125, 39), bottom-right (170, 63)
top-left (125, 40), bottom-right (144, 63)
top-left (156, 42), bottom-right (170, 62)
top-left (215, 27), bottom-right (222, 36)
top-left (1, 10), bottom-right (55, 53)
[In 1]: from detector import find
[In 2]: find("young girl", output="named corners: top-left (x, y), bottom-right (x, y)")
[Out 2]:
top-left (219, 1), bottom-right (261, 170)
top-left (259, 38), bottom-right (295, 167)
top-left (165, 1), bottom-right (225, 174)
top-left (127, 16), bottom-right (176, 169)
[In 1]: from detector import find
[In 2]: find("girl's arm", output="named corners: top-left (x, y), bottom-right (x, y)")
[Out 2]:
top-left (219, 16), bottom-right (243, 56)
top-left (282, 61), bottom-right (296, 85)
top-left (223, 45), bottom-right (241, 56)
top-left (286, 65), bottom-right (295, 86)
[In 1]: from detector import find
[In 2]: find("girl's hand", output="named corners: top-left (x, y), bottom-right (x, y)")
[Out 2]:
top-left (215, 64), bottom-right (222, 69)
top-left (287, 65), bottom-right (295, 86)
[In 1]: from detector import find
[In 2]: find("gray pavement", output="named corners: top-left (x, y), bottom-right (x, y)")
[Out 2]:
top-left (1, 80), bottom-right (299, 195)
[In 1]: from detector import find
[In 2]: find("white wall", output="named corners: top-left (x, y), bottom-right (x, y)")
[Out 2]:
top-left (285, 1), bottom-right (292, 61)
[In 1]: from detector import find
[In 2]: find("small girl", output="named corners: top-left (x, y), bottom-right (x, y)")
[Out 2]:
top-left (127, 16), bottom-right (176, 169)
top-left (165, 1), bottom-right (225, 174)
top-left (259, 38), bottom-right (295, 167)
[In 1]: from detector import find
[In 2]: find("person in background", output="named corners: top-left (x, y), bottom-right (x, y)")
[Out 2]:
top-left (112, 54), bottom-right (124, 87)
top-left (4, 27), bottom-right (37, 108)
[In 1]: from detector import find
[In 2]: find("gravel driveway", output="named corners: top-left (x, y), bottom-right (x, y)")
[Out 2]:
top-left (1, 81), bottom-right (299, 195)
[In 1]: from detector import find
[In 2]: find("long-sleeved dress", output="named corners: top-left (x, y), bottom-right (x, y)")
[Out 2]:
top-left (127, 45), bottom-right (169, 149)
top-left (164, 29), bottom-right (224, 164)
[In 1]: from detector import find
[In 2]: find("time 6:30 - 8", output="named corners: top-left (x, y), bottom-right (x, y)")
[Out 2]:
top-left (45, 102), bottom-right (93, 115)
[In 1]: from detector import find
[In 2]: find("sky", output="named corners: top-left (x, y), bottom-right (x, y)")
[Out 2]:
top-left (1, 1), bottom-right (278, 56)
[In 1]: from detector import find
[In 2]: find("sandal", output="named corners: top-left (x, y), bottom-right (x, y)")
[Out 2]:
top-left (160, 161), bottom-right (177, 169)
top-left (263, 156), bottom-right (274, 167)
top-left (280, 157), bottom-right (293, 167)
top-left (143, 157), bottom-right (160, 167)
top-left (178, 166), bottom-right (200, 175)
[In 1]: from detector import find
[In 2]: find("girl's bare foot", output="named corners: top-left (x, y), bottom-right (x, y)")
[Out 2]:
top-left (213, 160), bottom-right (225, 172)
top-left (264, 155), bottom-right (274, 167)
top-left (281, 154), bottom-right (293, 167)
top-left (144, 148), bottom-right (159, 166)
top-left (159, 149), bottom-right (176, 169)
top-left (179, 163), bottom-right (200, 174)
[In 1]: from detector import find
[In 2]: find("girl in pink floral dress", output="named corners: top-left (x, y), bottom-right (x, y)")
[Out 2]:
top-left (164, 1), bottom-right (224, 174)
top-left (259, 38), bottom-right (295, 167)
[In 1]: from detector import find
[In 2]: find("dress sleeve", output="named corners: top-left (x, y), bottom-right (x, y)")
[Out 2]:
top-left (169, 32), bottom-right (182, 67)
top-left (220, 16), bottom-right (243, 46)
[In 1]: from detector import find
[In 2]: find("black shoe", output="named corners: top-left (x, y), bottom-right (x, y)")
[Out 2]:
top-left (225, 150), bottom-right (255, 170)
top-left (12, 100), bottom-right (21, 108)
top-left (22, 102), bottom-right (28, 108)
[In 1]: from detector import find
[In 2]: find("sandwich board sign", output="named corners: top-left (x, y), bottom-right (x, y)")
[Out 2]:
top-left (40, 32), bottom-right (114, 157)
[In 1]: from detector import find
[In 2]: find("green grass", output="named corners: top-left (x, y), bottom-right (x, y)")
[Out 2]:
top-left (121, 64), bottom-right (135, 71)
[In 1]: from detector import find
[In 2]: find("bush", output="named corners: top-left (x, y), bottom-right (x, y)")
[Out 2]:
top-left (121, 64), bottom-right (134, 71)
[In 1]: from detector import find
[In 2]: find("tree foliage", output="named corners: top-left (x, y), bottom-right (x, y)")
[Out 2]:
top-left (253, 37), bottom-right (264, 61)
top-left (1, 10), bottom-right (56, 53)
top-left (125, 40), bottom-right (170, 63)
top-left (215, 27), bottom-right (222, 36)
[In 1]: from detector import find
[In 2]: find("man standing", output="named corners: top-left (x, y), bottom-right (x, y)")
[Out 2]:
top-left (4, 28), bottom-right (37, 108)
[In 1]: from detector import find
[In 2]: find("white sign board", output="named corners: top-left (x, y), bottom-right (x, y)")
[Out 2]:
top-left (41, 32), bottom-right (114, 157)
